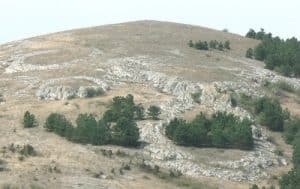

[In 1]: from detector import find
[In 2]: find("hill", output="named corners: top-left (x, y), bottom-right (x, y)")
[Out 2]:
top-left (0, 20), bottom-right (299, 189)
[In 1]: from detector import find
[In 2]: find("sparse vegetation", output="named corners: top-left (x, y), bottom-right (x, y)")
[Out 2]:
top-left (189, 40), bottom-right (231, 51)
top-left (23, 111), bottom-right (38, 128)
top-left (165, 112), bottom-right (253, 150)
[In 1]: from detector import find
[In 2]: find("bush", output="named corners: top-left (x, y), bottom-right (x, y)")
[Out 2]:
top-left (147, 105), bottom-right (161, 120)
top-left (246, 48), bottom-right (254, 58)
top-left (85, 87), bottom-right (104, 98)
top-left (23, 111), bottom-right (38, 128)
top-left (20, 144), bottom-right (37, 157)
top-left (44, 113), bottom-right (73, 137)
top-left (188, 40), bottom-right (194, 47)
top-left (191, 92), bottom-right (202, 103)
top-left (165, 112), bottom-right (253, 150)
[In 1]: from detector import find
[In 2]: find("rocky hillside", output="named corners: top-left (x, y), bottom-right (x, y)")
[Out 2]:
top-left (0, 20), bottom-right (299, 189)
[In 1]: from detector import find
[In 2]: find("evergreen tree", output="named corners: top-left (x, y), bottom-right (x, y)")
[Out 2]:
top-left (147, 105), bottom-right (161, 120)
top-left (112, 117), bottom-right (139, 147)
top-left (23, 111), bottom-right (38, 128)
top-left (44, 113), bottom-right (73, 137)
top-left (224, 40), bottom-right (231, 50)
top-left (246, 48), bottom-right (254, 58)
top-left (246, 29), bottom-right (257, 39)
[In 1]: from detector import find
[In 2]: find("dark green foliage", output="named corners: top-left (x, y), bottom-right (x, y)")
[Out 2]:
top-left (188, 40), bottom-right (194, 47)
top-left (165, 112), bottom-right (253, 150)
top-left (23, 111), bottom-right (38, 128)
top-left (72, 114), bottom-right (110, 145)
top-left (189, 40), bottom-right (230, 51)
top-left (194, 41), bottom-right (209, 50)
top-left (44, 113), bottom-right (73, 137)
top-left (135, 104), bottom-right (145, 120)
top-left (44, 95), bottom-right (141, 147)
top-left (112, 117), bottom-right (140, 147)
top-left (147, 105), bottom-right (161, 120)
top-left (246, 29), bottom-right (257, 39)
top-left (254, 97), bottom-right (288, 131)
top-left (284, 119), bottom-right (300, 144)
top-left (85, 88), bottom-right (104, 98)
top-left (249, 29), bottom-right (300, 77)
top-left (250, 184), bottom-right (259, 189)
top-left (293, 136), bottom-right (300, 168)
top-left (246, 28), bottom-right (272, 40)
top-left (224, 40), bottom-right (231, 50)
top-left (20, 144), bottom-right (37, 156)
top-left (103, 94), bottom-right (136, 122)
top-left (191, 92), bottom-right (202, 103)
top-left (246, 48), bottom-right (254, 58)
top-left (217, 42), bottom-right (224, 51)
top-left (279, 131), bottom-right (300, 189)
top-left (280, 168), bottom-right (300, 189)
top-left (209, 40), bottom-right (218, 49)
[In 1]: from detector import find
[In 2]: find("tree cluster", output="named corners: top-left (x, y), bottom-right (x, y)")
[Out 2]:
top-left (165, 112), bottom-right (253, 150)
top-left (254, 97), bottom-right (289, 131)
top-left (44, 94), bottom-right (145, 147)
top-left (245, 29), bottom-right (300, 77)
top-left (279, 123), bottom-right (300, 189)
top-left (188, 40), bottom-right (230, 51)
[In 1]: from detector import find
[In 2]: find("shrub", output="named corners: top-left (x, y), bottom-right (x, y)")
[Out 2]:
top-left (20, 144), bottom-right (37, 157)
top-left (194, 41), bottom-right (209, 50)
top-left (188, 40), bottom-right (194, 47)
top-left (44, 113), bottom-right (73, 137)
top-left (284, 119), bottom-right (300, 144)
top-left (23, 111), bottom-right (38, 128)
top-left (147, 105), bottom-right (161, 120)
top-left (191, 92), bottom-right (202, 103)
top-left (246, 48), bottom-right (254, 58)
top-left (85, 87), bottom-right (104, 98)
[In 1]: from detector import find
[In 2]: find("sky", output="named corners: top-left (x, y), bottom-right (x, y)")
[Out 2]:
top-left (0, 0), bottom-right (299, 44)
